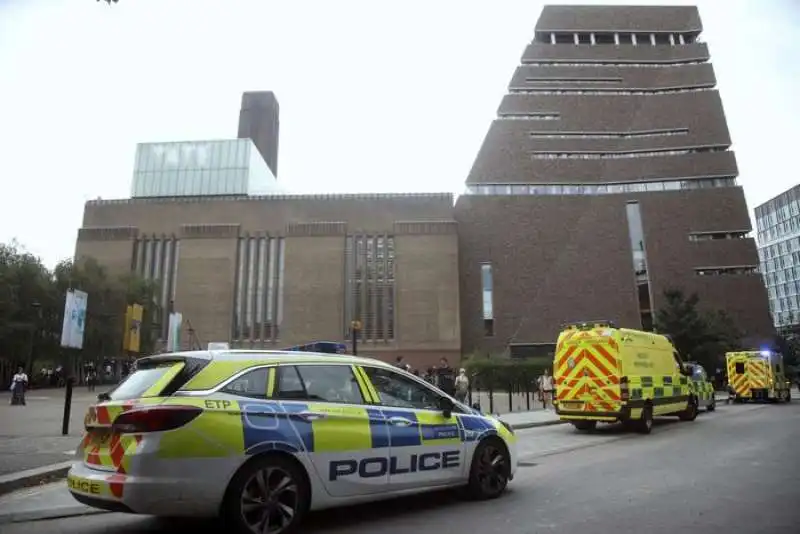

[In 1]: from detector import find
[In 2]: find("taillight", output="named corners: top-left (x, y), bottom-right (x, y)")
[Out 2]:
top-left (620, 376), bottom-right (630, 402)
top-left (111, 405), bottom-right (202, 434)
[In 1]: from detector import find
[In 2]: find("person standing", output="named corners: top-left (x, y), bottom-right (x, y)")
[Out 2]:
top-left (454, 368), bottom-right (470, 403)
top-left (10, 367), bottom-right (28, 406)
top-left (436, 358), bottom-right (455, 396)
top-left (537, 369), bottom-right (554, 409)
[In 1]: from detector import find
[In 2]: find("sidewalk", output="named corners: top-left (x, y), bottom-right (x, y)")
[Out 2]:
top-left (0, 387), bottom-right (99, 494)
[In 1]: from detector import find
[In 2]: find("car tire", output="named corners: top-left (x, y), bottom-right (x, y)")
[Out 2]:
top-left (707, 400), bottom-right (716, 412)
top-left (679, 397), bottom-right (699, 422)
top-left (222, 454), bottom-right (310, 534)
top-left (571, 420), bottom-right (597, 432)
top-left (635, 405), bottom-right (653, 434)
top-left (465, 438), bottom-right (511, 500)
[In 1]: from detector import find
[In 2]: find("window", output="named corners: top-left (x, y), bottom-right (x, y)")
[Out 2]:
top-left (345, 234), bottom-right (395, 341)
top-left (221, 367), bottom-right (269, 399)
top-left (275, 366), bottom-right (306, 399)
top-left (233, 236), bottom-right (284, 342)
top-left (481, 263), bottom-right (494, 337)
top-left (465, 177), bottom-right (737, 197)
top-left (132, 237), bottom-right (180, 339)
top-left (362, 366), bottom-right (442, 411)
top-left (109, 364), bottom-right (180, 400)
top-left (691, 366), bottom-right (707, 382)
top-left (594, 33), bottom-right (615, 44)
top-left (276, 365), bottom-right (364, 404)
top-left (735, 362), bottom-right (745, 375)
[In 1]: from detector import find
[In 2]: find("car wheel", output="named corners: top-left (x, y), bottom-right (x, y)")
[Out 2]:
top-left (465, 438), bottom-right (511, 500)
top-left (679, 397), bottom-right (698, 422)
top-left (222, 455), bottom-right (309, 534)
top-left (571, 420), bottom-right (597, 432)
top-left (635, 405), bottom-right (653, 434)
top-left (707, 400), bottom-right (716, 412)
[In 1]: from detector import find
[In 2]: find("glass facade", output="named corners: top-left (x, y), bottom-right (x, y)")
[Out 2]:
top-left (756, 186), bottom-right (800, 328)
top-left (131, 139), bottom-right (283, 198)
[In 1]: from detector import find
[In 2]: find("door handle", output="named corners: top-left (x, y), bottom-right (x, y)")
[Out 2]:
top-left (293, 411), bottom-right (328, 422)
top-left (388, 416), bottom-right (414, 427)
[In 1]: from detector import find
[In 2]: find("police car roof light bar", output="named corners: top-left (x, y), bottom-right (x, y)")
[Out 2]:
top-left (562, 320), bottom-right (616, 330)
top-left (280, 341), bottom-right (348, 355)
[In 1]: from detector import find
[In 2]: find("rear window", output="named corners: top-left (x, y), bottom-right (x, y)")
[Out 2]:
top-left (735, 362), bottom-right (745, 375)
top-left (109, 363), bottom-right (184, 400)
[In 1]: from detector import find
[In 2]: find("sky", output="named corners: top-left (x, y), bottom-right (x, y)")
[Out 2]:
top-left (0, 0), bottom-right (798, 268)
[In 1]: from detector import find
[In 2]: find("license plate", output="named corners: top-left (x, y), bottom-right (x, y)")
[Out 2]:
top-left (561, 401), bottom-right (583, 408)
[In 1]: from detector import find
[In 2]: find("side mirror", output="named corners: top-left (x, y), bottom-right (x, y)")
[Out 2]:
top-left (439, 396), bottom-right (454, 418)
top-left (97, 392), bottom-right (110, 402)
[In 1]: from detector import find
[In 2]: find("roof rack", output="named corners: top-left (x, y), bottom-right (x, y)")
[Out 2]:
top-left (561, 320), bottom-right (616, 331)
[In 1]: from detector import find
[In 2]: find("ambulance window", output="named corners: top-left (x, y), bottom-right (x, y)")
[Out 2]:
top-left (362, 366), bottom-right (441, 411)
top-left (776, 364), bottom-right (782, 373)
top-left (221, 367), bottom-right (269, 399)
top-left (293, 365), bottom-right (364, 404)
top-left (735, 362), bottom-right (745, 374)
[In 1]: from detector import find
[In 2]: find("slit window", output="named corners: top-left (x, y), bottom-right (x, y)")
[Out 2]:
top-left (554, 33), bottom-right (573, 44)
top-left (481, 263), bottom-right (494, 337)
top-left (594, 33), bottom-right (615, 45)
top-left (654, 33), bottom-right (672, 46)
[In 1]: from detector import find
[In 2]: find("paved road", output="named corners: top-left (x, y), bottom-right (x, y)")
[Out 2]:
top-left (3, 402), bottom-right (798, 533)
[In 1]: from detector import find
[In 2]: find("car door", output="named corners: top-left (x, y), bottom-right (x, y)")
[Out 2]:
top-left (274, 363), bottom-right (389, 498)
top-left (359, 365), bottom-right (465, 491)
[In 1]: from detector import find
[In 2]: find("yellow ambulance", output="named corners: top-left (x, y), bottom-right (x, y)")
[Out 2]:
top-left (726, 350), bottom-right (792, 403)
top-left (553, 321), bottom-right (698, 434)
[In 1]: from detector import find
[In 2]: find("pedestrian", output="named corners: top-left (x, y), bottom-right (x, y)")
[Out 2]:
top-left (86, 368), bottom-right (97, 392)
top-left (436, 358), bottom-right (455, 396)
top-left (537, 369), bottom-right (554, 409)
top-left (454, 368), bottom-right (469, 403)
top-left (9, 366), bottom-right (28, 406)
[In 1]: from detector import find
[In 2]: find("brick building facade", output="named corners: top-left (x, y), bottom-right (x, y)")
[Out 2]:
top-left (76, 194), bottom-right (460, 369)
top-left (74, 5), bottom-right (774, 367)
top-left (455, 4), bottom-right (774, 357)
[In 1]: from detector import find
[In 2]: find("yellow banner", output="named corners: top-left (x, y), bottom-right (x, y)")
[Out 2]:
top-left (123, 304), bottom-right (144, 353)
top-left (122, 305), bottom-right (132, 351)
top-left (129, 304), bottom-right (143, 353)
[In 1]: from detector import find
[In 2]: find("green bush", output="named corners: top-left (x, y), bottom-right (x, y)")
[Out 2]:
top-left (463, 356), bottom-right (552, 391)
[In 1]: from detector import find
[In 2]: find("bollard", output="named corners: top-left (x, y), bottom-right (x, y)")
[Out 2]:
top-left (62, 377), bottom-right (74, 436)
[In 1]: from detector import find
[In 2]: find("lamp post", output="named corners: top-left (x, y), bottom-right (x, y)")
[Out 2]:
top-left (26, 301), bottom-right (42, 375)
top-left (350, 320), bottom-right (362, 356)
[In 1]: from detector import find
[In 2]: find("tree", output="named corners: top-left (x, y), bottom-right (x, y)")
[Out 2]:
top-left (54, 258), bottom-right (160, 360)
top-left (654, 289), bottom-right (742, 373)
top-left (0, 241), bottom-right (158, 385)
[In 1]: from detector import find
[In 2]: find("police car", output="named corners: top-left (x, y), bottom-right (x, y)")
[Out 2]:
top-left (67, 349), bottom-right (518, 534)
